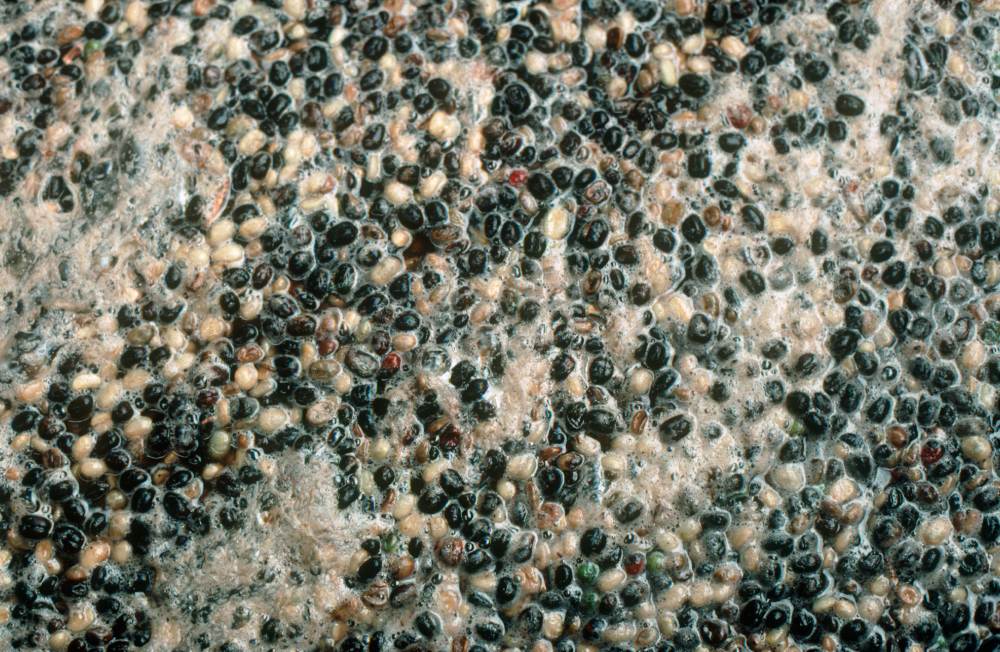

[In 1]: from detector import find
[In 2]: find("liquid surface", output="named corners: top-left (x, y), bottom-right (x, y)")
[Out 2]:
top-left (1, 1), bottom-right (1000, 651)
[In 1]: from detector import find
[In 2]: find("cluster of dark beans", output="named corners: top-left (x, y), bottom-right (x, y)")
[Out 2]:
top-left (2, 0), bottom-right (1000, 651)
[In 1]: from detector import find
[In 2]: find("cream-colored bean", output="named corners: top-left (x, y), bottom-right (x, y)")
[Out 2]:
top-left (419, 171), bottom-right (447, 198)
top-left (257, 407), bottom-right (288, 433)
top-left (770, 463), bottom-right (806, 492)
top-left (234, 363), bottom-right (258, 390)
top-left (111, 541), bottom-right (133, 565)
top-left (427, 111), bottom-right (461, 140)
top-left (393, 494), bottom-right (416, 520)
top-left (49, 630), bottom-right (72, 651)
top-left (727, 525), bottom-right (754, 550)
top-left (384, 181), bottom-right (412, 205)
top-left (597, 568), bottom-right (626, 593)
top-left (688, 581), bottom-right (714, 607)
top-left (14, 380), bottom-right (45, 404)
top-left (95, 380), bottom-right (122, 410)
top-left (72, 436), bottom-right (95, 461)
top-left (398, 513), bottom-right (423, 537)
top-left (78, 458), bottom-right (107, 479)
top-left (71, 372), bottom-right (101, 392)
top-left (79, 542), bottom-right (110, 570)
top-left (207, 220), bottom-right (235, 246)
top-left (35, 540), bottom-right (53, 563)
top-left (393, 333), bottom-right (417, 352)
top-left (305, 400), bottom-right (338, 426)
top-left (211, 242), bottom-right (244, 266)
top-left (370, 256), bottom-right (402, 285)
top-left (421, 460), bottom-right (448, 484)
top-left (919, 516), bottom-right (953, 546)
top-left (859, 595), bottom-right (884, 622)
top-left (961, 340), bottom-right (986, 370)
top-left (828, 477), bottom-right (858, 503)
top-left (428, 515), bottom-right (449, 540)
top-left (543, 205), bottom-right (571, 239)
top-left (105, 490), bottom-right (127, 510)
top-left (208, 430), bottom-right (231, 459)
top-left (199, 316), bottom-right (226, 342)
top-left (652, 293), bottom-right (693, 324)
top-left (962, 436), bottom-right (992, 463)
top-left (239, 216), bottom-right (268, 239)
top-left (162, 327), bottom-right (186, 350)
top-left (507, 454), bottom-right (538, 480)
top-left (370, 438), bottom-right (390, 462)
top-left (601, 452), bottom-right (626, 478)
top-left (122, 369), bottom-right (151, 391)
top-left (719, 35), bottom-right (746, 59)
top-left (629, 368), bottom-right (654, 394)
top-left (124, 416), bottom-right (153, 440)
top-left (107, 513), bottom-right (129, 541)
top-left (67, 603), bottom-right (95, 632)
top-left (239, 292), bottom-right (263, 320)
top-left (496, 479), bottom-right (516, 501)
top-left (659, 584), bottom-right (688, 611)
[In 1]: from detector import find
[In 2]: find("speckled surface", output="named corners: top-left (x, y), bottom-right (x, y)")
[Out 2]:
top-left (2, 0), bottom-right (1000, 651)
